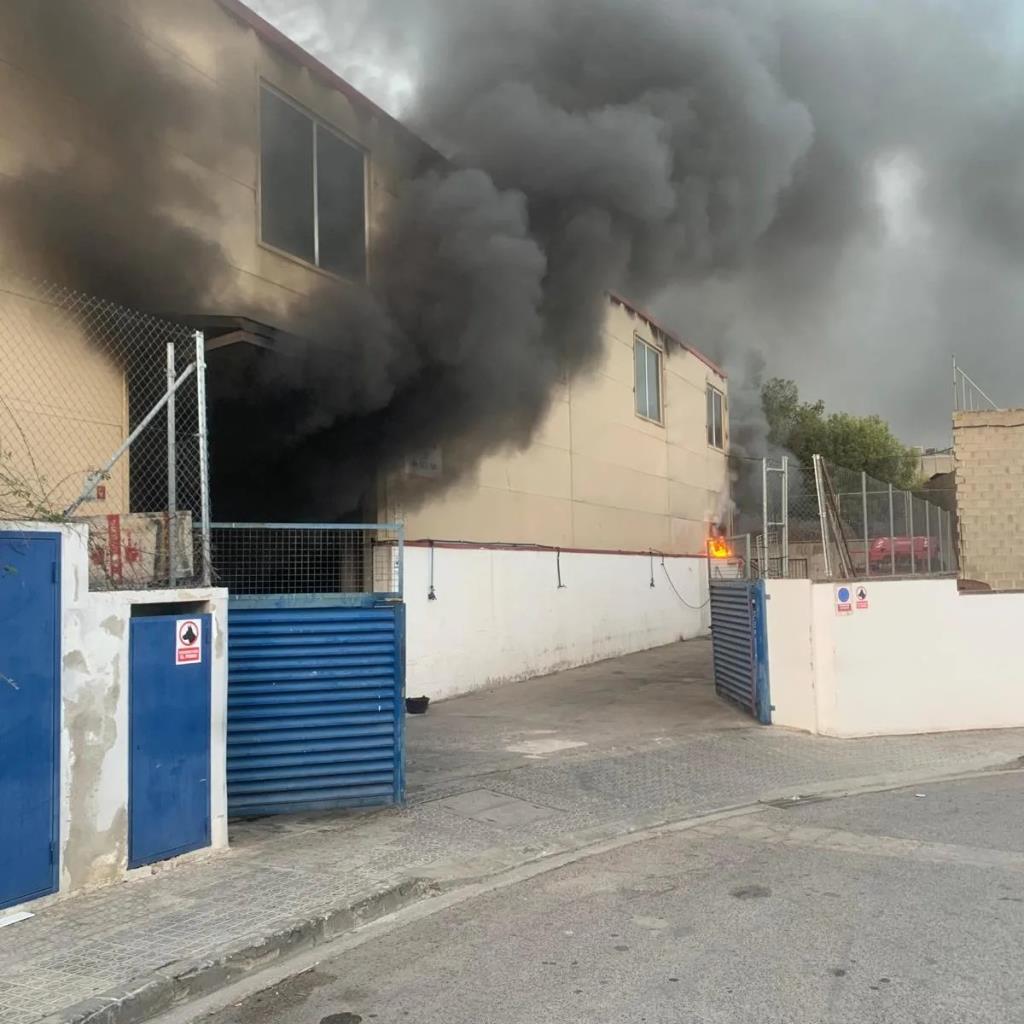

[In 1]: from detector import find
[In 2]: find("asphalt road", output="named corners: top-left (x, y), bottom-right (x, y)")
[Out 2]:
top-left (190, 773), bottom-right (1024, 1024)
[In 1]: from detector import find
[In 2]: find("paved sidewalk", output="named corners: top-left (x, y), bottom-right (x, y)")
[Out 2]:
top-left (3, 641), bottom-right (1023, 1024)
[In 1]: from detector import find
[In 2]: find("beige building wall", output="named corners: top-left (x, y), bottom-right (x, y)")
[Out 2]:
top-left (0, 0), bottom-right (434, 520)
top-left (954, 409), bottom-right (1024, 591)
top-left (916, 450), bottom-right (955, 480)
top-left (390, 297), bottom-right (730, 555)
top-left (0, 0), bottom-right (435, 319)
top-left (0, 284), bottom-right (128, 518)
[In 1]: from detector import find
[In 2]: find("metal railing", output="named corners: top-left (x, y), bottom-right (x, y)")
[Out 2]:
top-left (210, 524), bottom-right (404, 599)
top-left (953, 357), bottom-right (998, 413)
top-left (0, 274), bottom-right (211, 589)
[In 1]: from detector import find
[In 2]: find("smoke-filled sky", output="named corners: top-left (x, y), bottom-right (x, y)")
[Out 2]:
top-left (254, 0), bottom-right (1024, 448)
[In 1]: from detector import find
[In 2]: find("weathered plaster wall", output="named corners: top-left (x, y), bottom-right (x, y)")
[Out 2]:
top-left (3, 523), bottom-right (229, 902)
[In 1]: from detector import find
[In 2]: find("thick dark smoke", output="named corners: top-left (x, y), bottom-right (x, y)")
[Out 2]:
top-left (4, 0), bottom-right (1023, 522)
top-left (0, 3), bottom-right (238, 311)
top-left (260, 0), bottom-right (1024, 448)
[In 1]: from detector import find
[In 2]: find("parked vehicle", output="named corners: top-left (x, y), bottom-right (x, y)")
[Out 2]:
top-left (868, 536), bottom-right (939, 571)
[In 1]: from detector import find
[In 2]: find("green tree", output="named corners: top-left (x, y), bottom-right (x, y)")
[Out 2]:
top-left (761, 377), bottom-right (920, 488)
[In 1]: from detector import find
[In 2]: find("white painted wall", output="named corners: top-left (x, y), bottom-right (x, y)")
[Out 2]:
top-left (405, 545), bottom-right (709, 702)
top-left (765, 577), bottom-right (1024, 737)
top-left (3, 523), bottom-right (228, 906)
top-left (763, 580), bottom-right (817, 733)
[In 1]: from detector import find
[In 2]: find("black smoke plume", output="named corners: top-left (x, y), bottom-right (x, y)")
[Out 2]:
top-left (262, 0), bottom-right (1024, 444)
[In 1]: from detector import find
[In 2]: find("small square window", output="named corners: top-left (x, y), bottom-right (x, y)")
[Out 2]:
top-left (707, 385), bottom-right (725, 449)
top-left (634, 337), bottom-right (663, 423)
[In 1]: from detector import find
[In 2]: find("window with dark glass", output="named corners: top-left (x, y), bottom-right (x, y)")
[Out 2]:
top-left (259, 85), bottom-right (366, 278)
top-left (707, 385), bottom-right (725, 449)
top-left (634, 337), bottom-right (663, 423)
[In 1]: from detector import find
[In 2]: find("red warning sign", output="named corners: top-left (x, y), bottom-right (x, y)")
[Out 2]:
top-left (176, 619), bottom-right (202, 665)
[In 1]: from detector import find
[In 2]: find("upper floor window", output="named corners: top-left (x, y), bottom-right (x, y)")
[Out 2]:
top-left (634, 336), bottom-right (663, 423)
top-left (259, 84), bottom-right (367, 279)
top-left (707, 385), bottom-right (725, 449)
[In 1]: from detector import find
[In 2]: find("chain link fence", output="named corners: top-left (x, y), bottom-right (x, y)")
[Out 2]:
top-left (210, 525), bottom-right (404, 599)
top-left (729, 455), bottom-right (957, 581)
top-left (0, 274), bottom-right (211, 589)
top-left (821, 459), bottom-right (956, 580)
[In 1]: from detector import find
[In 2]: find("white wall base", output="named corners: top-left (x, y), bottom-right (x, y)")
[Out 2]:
top-left (405, 545), bottom-right (709, 702)
top-left (765, 577), bottom-right (1024, 737)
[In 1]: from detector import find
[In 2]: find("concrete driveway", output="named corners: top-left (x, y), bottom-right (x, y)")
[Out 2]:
top-left (406, 639), bottom-right (752, 799)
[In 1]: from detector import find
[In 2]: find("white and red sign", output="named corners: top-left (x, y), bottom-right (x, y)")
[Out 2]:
top-left (856, 585), bottom-right (870, 611)
top-left (835, 585), bottom-right (854, 617)
top-left (176, 619), bottom-right (202, 665)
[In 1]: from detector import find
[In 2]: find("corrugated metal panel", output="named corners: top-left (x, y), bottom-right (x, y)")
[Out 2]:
top-left (227, 604), bottom-right (405, 816)
top-left (710, 580), bottom-right (770, 723)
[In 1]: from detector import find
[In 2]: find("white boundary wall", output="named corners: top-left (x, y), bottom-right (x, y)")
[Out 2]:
top-left (766, 578), bottom-right (1024, 737)
top-left (5, 523), bottom-right (228, 907)
top-left (405, 546), bottom-right (710, 702)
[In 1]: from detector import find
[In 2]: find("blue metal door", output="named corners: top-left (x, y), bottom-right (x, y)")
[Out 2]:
top-left (129, 615), bottom-right (212, 867)
top-left (0, 532), bottom-right (60, 909)
top-left (227, 601), bottom-right (405, 816)
top-left (709, 580), bottom-right (771, 724)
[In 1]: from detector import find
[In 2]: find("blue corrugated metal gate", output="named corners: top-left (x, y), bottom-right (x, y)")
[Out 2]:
top-left (709, 580), bottom-right (771, 724)
top-left (226, 599), bottom-right (405, 816)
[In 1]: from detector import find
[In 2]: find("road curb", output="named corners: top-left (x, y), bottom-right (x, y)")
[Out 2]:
top-left (40, 879), bottom-right (438, 1024)
top-left (42, 756), bottom-right (1023, 1024)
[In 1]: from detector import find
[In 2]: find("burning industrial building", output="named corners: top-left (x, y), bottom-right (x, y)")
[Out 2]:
top-left (0, 0), bottom-right (1021, 663)
top-left (4, 0), bottom-right (1024, 923)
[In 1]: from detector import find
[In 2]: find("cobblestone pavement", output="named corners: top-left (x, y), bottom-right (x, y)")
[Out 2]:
top-left (2, 641), bottom-right (1022, 1023)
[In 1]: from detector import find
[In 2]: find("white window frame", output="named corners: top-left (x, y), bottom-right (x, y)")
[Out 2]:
top-left (257, 82), bottom-right (369, 280)
top-left (634, 336), bottom-right (664, 425)
top-left (707, 384), bottom-right (725, 450)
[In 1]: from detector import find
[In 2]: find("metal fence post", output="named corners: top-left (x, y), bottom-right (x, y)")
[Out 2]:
top-left (888, 483), bottom-right (896, 576)
top-left (166, 342), bottom-right (177, 588)
top-left (761, 457), bottom-right (769, 569)
top-left (908, 492), bottom-right (916, 575)
top-left (813, 454), bottom-right (833, 579)
top-left (862, 471), bottom-right (870, 577)
top-left (396, 526), bottom-right (405, 599)
top-left (781, 457), bottom-right (790, 579)
top-left (925, 501), bottom-right (932, 575)
top-left (745, 533), bottom-right (752, 580)
top-left (195, 331), bottom-right (212, 587)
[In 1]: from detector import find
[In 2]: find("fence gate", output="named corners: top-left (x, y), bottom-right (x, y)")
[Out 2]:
top-left (215, 525), bottom-right (406, 818)
top-left (709, 580), bottom-right (771, 724)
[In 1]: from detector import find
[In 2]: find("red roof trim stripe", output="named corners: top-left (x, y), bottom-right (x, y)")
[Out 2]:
top-left (609, 291), bottom-right (727, 380)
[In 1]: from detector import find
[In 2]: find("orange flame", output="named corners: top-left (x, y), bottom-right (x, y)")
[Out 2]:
top-left (708, 536), bottom-right (732, 559)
